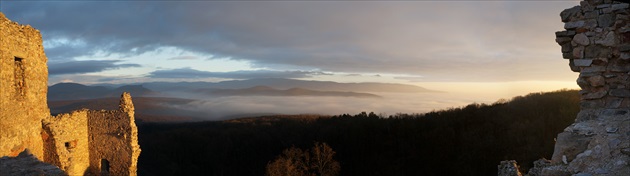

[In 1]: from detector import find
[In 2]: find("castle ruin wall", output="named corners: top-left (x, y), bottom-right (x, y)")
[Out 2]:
top-left (1, 12), bottom-right (140, 175)
top-left (545, 0), bottom-right (630, 175)
top-left (0, 12), bottom-right (49, 160)
top-left (42, 93), bottom-right (141, 176)
top-left (42, 110), bottom-right (90, 176)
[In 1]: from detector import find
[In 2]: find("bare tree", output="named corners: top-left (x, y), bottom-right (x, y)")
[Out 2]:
top-left (266, 142), bottom-right (340, 176)
top-left (309, 142), bottom-right (340, 176)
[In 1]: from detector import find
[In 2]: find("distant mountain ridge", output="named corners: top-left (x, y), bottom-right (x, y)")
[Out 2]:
top-left (50, 78), bottom-right (438, 101)
top-left (197, 86), bottom-right (382, 98)
top-left (126, 78), bottom-right (439, 93)
top-left (48, 83), bottom-right (156, 101)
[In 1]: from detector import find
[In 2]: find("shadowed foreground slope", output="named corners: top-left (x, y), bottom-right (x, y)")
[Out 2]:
top-left (138, 89), bottom-right (579, 176)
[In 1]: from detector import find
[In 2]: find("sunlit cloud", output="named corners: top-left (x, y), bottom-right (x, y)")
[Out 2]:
top-left (147, 68), bottom-right (331, 79)
top-left (167, 56), bottom-right (200, 60)
top-left (1, 1), bottom-right (579, 83)
top-left (48, 60), bottom-right (141, 75)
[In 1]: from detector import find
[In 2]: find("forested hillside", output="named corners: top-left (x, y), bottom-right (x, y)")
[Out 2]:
top-left (137, 89), bottom-right (580, 176)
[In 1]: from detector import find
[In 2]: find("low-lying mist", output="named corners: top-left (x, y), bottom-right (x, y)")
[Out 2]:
top-left (160, 92), bottom-right (505, 120)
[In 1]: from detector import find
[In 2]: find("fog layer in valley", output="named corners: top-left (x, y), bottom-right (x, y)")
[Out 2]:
top-left (162, 92), bottom-right (503, 120)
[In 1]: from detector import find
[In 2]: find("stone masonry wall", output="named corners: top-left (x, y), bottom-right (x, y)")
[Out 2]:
top-left (0, 12), bottom-right (49, 160)
top-left (42, 110), bottom-right (90, 176)
top-left (87, 93), bottom-right (140, 176)
top-left (549, 0), bottom-right (630, 175)
top-left (43, 93), bottom-right (141, 176)
top-left (1, 12), bottom-right (140, 175)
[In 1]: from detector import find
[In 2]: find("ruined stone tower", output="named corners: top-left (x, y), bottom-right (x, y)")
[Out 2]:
top-left (0, 11), bottom-right (49, 161)
top-left (0, 12), bottom-right (140, 175)
top-left (41, 93), bottom-right (141, 175)
top-left (547, 0), bottom-right (630, 175)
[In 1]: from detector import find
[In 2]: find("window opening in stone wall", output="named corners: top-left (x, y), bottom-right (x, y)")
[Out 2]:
top-left (14, 57), bottom-right (25, 98)
top-left (64, 140), bottom-right (77, 151)
top-left (101, 159), bottom-right (110, 175)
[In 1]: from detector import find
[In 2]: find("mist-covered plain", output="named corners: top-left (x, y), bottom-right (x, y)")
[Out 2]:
top-left (47, 79), bottom-right (578, 121)
top-left (155, 91), bottom-right (498, 120)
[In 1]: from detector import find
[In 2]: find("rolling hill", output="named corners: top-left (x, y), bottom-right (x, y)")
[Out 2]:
top-left (48, 97), bottom-right (204, 122)
top-left (122, 78), bottom-right (439, 93)
top-left (48, 83), bottom-right (157, 101)
top-left (196, 86), bottom-right (382, 98)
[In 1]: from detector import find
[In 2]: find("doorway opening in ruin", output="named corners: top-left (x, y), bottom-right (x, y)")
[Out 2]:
top-left (14, 57), bottom-right (25, 98)
top-left (101, 159), bottom-right (110, 175)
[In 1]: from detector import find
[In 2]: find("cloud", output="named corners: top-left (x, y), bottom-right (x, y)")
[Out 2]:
top-left (1, 1), bottom-right (579, 82)
top-left (167, 56), bottom-right (200, 60)
top-left (147, 68), bottom-right (329, 79)
top-left (48, 60), bottom-right (140, 75)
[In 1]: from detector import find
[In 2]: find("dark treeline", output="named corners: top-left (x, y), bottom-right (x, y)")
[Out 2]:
top-left (137, 89), bottom-right (580, 176)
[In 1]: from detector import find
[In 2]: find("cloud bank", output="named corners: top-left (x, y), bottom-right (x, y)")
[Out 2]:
top-left (1, 1), bottom-right (579, 82)
top-left (48, 60), bottom-right (140, 75)
top-left (147, 68), bottom-right (330, 79)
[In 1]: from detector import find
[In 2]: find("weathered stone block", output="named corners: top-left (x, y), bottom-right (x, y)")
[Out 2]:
top-left (580, 100), bottom-right (604, 110)
top-left (562, 43), bottom-right (573, 53)
top-left (619, 44), bottom-right (630, 52)
top-left (594, 32), bottom-right (616, 46)
top-left (581, 1), bottom-right (596, 12)
top-left (585, 19), bottom-right (599, 29)
top-left (581, 65), bottom-right (607, 73)
top-left (573, 33), bottom-right (591, 45)
top-left (574, 46), bottom-right (586, 59)
top-left (598, 14), bottom-right (616, 27)
top-left (611, 3), bottom-right (630, 11)
top-left (557, 37), bottom-right (573, 44)
top-left (565, 21), bottom-right (586, 29)
top-left (600, 109), bottom-right (629, 118)
top-left (574, 59), bottom-right (594, 67)
top-left (608, 61), bottom-right (630, 72)
top-left (556, 30), bottom-right (576, 37)
top-left (569, 60), bottom-right (581, 72)
top-left (597, 4), bottom-right (611, 9)
top-left (564, 53), bottom-right (575, 59)
top-left (551, 132), bottom-right (591, 164)
top-left (585, 11), bottom-right (599, 19)
top-left (583, 90), bottom-right (608, 99)
top-left (578, 77), bottom-right (589, 89)
top-left (609, 89), bottom-right (630, 97)
top-left (588, 75), bottom-right (605, 87)
top-left (584, 45), bottom-right (611, 58)
top-left (603, 7), bottom-right (614, 14)
top-left (606, 98), bottom-right (623, 108)
top-left (561, 6), bottom-right (582, 22)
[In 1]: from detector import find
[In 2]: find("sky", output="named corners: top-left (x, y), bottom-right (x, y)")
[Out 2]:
top-left (0, 0), bottom-right (581, 98)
